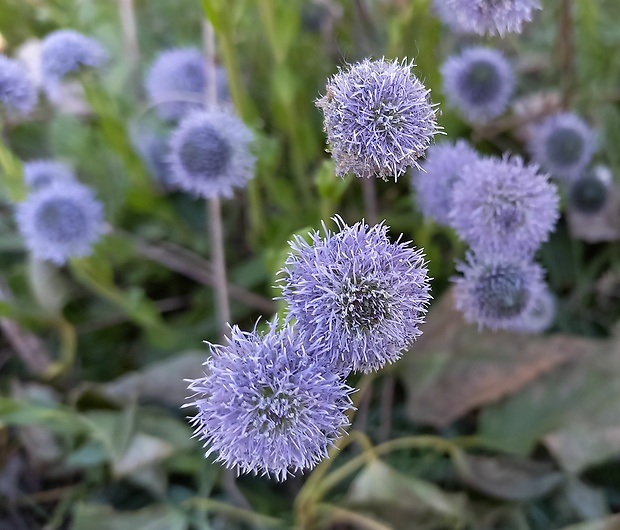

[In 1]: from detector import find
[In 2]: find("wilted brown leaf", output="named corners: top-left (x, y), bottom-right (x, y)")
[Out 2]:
top-left (401, 291), bottom-right (597, 427)
top-left (543, 329), bottom-right (620, 473)
top-left (454, 454), bottom-right (563, 501)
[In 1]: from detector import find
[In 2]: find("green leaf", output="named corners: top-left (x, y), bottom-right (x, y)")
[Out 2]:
top-left (70, 503), bottom-right (188, 530)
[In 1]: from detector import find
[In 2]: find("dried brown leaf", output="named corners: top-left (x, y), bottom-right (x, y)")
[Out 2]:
top-left (402, 291), bottom-right (596, 427)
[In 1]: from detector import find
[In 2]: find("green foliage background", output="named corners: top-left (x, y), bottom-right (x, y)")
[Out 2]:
top-left (1, 0), bottom-right (620, 529)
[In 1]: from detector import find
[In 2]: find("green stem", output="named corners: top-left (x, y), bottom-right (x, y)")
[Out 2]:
top-left (314, 503), bottom-right (393, 530)
top-left (43, 316), bottom-right (77, 380)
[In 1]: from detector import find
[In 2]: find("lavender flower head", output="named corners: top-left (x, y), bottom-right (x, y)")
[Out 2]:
top-left (433, 0), bottom-right (468, 31)
top-left (23, 160), bottom-right (75, 191)
top-left (40, 30), bottom-right (107, 90)
top-left (450, 155), bottom-right (559, 256)
top-left (441, 47), bottom-right (514, 124)
top-left (569, 166), bottom-right (611, 215)
top-left (0, 55), bottom-right (37, 115)
top-left (316, 58), bottom-right (440, 181)
top-left (411, 139), bottom-right (479, 226)
top-left (515, 287), bottom-right (556, 334)
top-left (280, 216), bottom-right (431, 374)
top-left (445, 0), bottom-right (541, 36)
top-left (186, 321), bottom-right (353, 481)
top-left (145, 48), bottom-right (228, 121)
top-left (528, 112), bottom-right (596, 181)
top-left (453, 251), bottom-right (546, 331)
top-left (16, 181), bottom-right (105, 264)
top-left (168, 109), bottom-right (254, 199)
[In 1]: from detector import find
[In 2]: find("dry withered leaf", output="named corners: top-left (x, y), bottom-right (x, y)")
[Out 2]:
top-left (454, 454), bottom-right (563, 501)
top-left (401, 290), bottom-right (597, 427)
top-left (543, 329), bottom-right (620, 473)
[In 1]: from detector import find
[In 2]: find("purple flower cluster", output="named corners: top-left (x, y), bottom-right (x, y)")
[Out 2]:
top-left (411, 140), bottom-right (479, 226)
top-left (317, 58), bottom-right (440, 181)
top-left (442, 0), bottom-right (542, 36)
top-left (16, 181), bottom-right (105, 264)
top-left (186, 322), bottom-right (353, 481)
top-left (168, 109), bottom-right (255, 199)
top-left (188, 217), bottom-right (431, 479)
top-left (441, 47), bottom-right (514, 124)
top-left (453, 251), bottom-right (546, 330)
top-left (0, 55), bottom-right (37, 115)
top-left (145, 48), bottom-right (228, 121)
top-left (528, 112), bottom-right (596, 181)
top-left (40, 30), bottom-right (107, 91)
top-left (279, 217), bottom-right (431, 373)
top-left (450, 155), bottom-right (559, 256)
top-left (23, 160), bottom-right (75, 191)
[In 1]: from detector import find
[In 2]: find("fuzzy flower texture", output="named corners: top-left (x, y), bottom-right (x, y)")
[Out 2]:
top-left (442, 47), bottom-right (514, 124)
top-left (186, 322), bottom-right (352, 481)
top-left (16, 182), bottom-right (105, 264)
top-left (317, 58), bottom-right (439, 181)
top-left (443, 0), bottom-right (542, 36)
top-left (280, 217), bottom-right (431, 374)
top-left (0, 55), bottom-right (37, 115)
top-left (450, 155), bottom-right (559, 256)
top-left (23, 160), bottom-right (75, 191)
top-left (168, 109), bottom-right (255, 199)
top-left (145, 48), bottom-right (228, 121)
top-left (412, 139), bottom-right (479, 226)
top-left (454, 251), bottom-right (546, 331)
top-left (40, 29), bottom-right (107, 90)
top-left (528, 112), bottom-right (596, 181)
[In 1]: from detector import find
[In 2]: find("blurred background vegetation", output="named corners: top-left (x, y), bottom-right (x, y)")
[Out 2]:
top-left (1, 0), bottom-right (620, 529)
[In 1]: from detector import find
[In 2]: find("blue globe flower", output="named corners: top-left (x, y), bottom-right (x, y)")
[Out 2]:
top-left (40, 29), bottom-right (107, 90)
top-left (0, 55), bottom-right (37, 115)
top-left (23, 160), bottom-right (75, 191)
top-left (528, 112), bottom-right (596, 181)
top-left (145, 48), bottom-right (228, 121)
top-left (441, 46), bottom-right (514, 124)
top-left (450, 155), bottom-right (559, 256)
top-left (16, 182), bottom-right (105, 264)
top-left (453, 251), bottom-right (546, 331)
top-left (168, 109), bottom-right (255, 199)
top-left (411, 139), bottom-right (479, 226)
top-left (316, 58), bottom-right (440, 181)
top-left (186, 321), bottom-right (353, 481)
top-left (279, 216), bottom-right (431, 374)
top-left (444, 0), bottom-right (541, 36)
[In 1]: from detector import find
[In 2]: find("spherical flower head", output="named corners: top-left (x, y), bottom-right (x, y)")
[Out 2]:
top-left (279, 216), bottom-right (431, 374)
top-left (16, 181), bottom-right (105, 264)
top-left (453, 251), bottom-right (545, 331)
top-left (528, 112), bottom-right (596, 180)
top-left (450, 155), bottom-right (559, 256)
top-left (186, 321), bottom-right (353, 481)
top-left (515, 286), bottom-right (556, 334)
top-left (168, 109), bottom-right (255, 199)
top-left (134, 133), bottom-right (174, 190)
top-left (0, 55), bottom-right (37, 115)
top-left (441, 46), bottom-right (514, 124)
top-left (40, 30), bottom-right (107, 90)
top-left (446, 0), bottom-right (541, 36)
top-left (411, 139), bottom-right (479, 226)
top-left (433, 0), bottom-right (469, 31)
top-left (23, 160), bottom-right (75, 191)
top-left (144, 48), bottom-right (229, 121)
top-left (568, 167), bottom-right (611, 215)
top-left (316, 58), bottom-right (440, 181)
